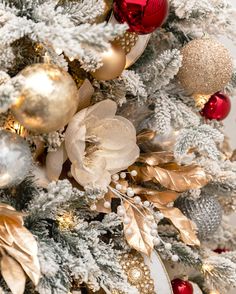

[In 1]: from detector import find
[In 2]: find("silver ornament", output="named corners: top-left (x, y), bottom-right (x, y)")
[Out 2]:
top-left (0, 130), bottom-right (31, 188)
top-left (175, 194), bottom-right (222, 240)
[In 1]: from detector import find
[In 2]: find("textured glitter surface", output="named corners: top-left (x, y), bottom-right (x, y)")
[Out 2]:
top-left (175, 194), bottom-right (222, 240)
top-left (177, 38), bottom-right (233, 95)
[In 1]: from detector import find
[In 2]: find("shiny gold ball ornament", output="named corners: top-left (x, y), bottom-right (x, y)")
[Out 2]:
top-left (177, 38), bottom-right (233, 95)
top-left (11, 63), bottom-right (79, 133)
top-left (91, 42), bottom-right (126, 81)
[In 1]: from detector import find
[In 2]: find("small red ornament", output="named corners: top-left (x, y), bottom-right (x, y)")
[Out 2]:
top-left (200, 92), bottom-right (231, 121)
top-left (171, 279), bottom-right (193, 294)
top-left (214, 248), bottom-right (229, 254)
top-left (113, 0), bottom-right (169, 35)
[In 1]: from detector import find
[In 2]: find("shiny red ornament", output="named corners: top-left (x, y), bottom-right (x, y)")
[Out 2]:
top-left (171, 279), bottom-right (193, 294)
top-left (214, 248), bottom-right (229, 254)
top-left (200, 92), bottom-right (231, 121)
top-left (113, 0), bottom-right (169, 35)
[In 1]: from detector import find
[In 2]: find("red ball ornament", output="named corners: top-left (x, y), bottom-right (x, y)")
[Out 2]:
top-left (214, 248), bottom-right (229, 254)
top-left (200, 92), bottom-right (231, 121)
top-left (171, 279), bottom-right (193, 294)
top-left (113, 0), bottom-right (169, 35)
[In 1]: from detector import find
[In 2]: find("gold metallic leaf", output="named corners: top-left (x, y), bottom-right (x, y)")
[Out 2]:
top-left (136, 130), bottom-right (156, 144)
top-left (132, 186), bottom-right (179, 205)
top-left (160, 207), bottom-right (200, 246)
top-left (145, 194), bottom-right (200, 246)
top-left (132, 164), bottom-right (208, 192)
top-left (0, 204), bottom-right (41, 288)
top-left (1, 252), bottom-right (26, 294)
top-left (123, 202), bottom-right (153, 256)
top-left (0, 243), bottom-right (40, 285)
top-left (137, 151), bottom-right (175, 166)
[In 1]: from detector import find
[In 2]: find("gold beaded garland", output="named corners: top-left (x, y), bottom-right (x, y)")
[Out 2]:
top-left (177, 38), bottom-right (233, 95)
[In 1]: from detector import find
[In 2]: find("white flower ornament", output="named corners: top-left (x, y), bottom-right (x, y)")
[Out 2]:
top-left (64, 99), bottom-right (140, 189)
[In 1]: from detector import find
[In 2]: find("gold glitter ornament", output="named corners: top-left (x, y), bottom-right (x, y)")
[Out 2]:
top-left (11, 63), bottom-right (80, 133)
top-left (177, 38), bottom-right (233, 95)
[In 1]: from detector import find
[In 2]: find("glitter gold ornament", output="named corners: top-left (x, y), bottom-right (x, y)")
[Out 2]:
top-left (11, 63), bottom-right (79, 133)
top-left (91, 42), bottom-right (126, 81)
top-left (177, 38), bottom-right (233, 95)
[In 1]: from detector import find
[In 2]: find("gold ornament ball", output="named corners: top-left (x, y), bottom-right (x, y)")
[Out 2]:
top-left (177, 38), bottom-right (233, 95)
top-left (91, 42), bottom-right (126, 81)
top-left (11, 63), bottom-right (79, 133)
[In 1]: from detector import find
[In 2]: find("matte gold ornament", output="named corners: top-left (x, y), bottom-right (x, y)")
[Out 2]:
top-left (11, 63), bottom-right (79, 133)
top-left (177, 38), bottom-right (233, 95)
top-left (91, 43), bottom-right (126, 81)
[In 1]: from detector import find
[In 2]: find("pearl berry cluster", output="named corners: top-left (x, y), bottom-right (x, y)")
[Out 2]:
top-left (101, 170), bottom-right (179, 262)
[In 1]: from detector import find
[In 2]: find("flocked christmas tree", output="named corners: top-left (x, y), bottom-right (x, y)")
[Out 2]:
top-left (0, 0), bottom-right (236, 294)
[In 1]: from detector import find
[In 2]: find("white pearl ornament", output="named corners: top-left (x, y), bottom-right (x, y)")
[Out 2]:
top-left (171, 255), bottom-right (179, 262)
top-left (153, 238), bottom-right (161, 246)
top-left (112, 174), bottom-right (119, 181)
top-left (131, 170), bottom-right (138, 177)
top-left (120, 172), bottom-right (126, 179)
top-left (116, 184), bottom-right (122, 190)
top-left (164, 243), bottom-right (172, 250)
top-left (123, 216), bottom-right (131, 225)
top-left (134, 196), bottom-right (141, 204)
top-left (90, 204), bottom-right (97, 211)
top-left (104, 201), bottom-right (111, 209)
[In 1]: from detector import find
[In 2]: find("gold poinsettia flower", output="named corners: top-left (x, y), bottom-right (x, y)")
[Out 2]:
top-left (0, 203), bottom-right (40, 294)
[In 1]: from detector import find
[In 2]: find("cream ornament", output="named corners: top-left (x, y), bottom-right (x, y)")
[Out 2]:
top-left (143, 251), bottom-right (173, 294)
top-left (65, 99), bottom-right (140, 189)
